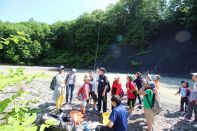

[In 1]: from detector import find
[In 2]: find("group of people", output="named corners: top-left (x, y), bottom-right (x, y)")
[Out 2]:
top-left (175, 73), bottom-right (197, 122)
top-left (51, 65), bottom-right (197, 131)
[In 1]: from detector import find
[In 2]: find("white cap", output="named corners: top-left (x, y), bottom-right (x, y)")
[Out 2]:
top-left (192, 73), bottom-right (197, 76)
top-left (114, 74), bottom-right (120, 79)
top-left (72, 68), bottom-right (76, 73)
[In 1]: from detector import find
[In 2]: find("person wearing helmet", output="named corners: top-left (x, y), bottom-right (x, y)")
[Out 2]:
top-left (66, 68), bottom-right (77, 104)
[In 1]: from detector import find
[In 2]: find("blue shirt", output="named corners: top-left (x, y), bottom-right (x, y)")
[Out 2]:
top-left (109, 105), bottom-right (128, 131)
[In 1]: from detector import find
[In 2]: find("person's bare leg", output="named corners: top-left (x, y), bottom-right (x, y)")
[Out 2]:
top-left (147, 123), bottom-right (152, 131)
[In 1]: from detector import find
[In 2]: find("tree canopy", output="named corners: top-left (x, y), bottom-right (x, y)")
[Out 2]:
top-left (0, 0), bottom-right (196, 68)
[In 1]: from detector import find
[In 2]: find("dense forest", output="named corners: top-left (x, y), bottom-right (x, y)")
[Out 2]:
top-left (0, 0), bottom-right (197, 69)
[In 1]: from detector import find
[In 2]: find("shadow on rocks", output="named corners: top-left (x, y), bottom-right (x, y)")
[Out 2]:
top-left (172, 119), bottom-right (197, 131)
top-left (38, 102), bottom-right (56, 112)
top-left (164, 110), bottom-right (180, 118)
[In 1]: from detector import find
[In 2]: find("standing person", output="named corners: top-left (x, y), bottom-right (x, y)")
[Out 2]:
top-left (88, 70), bottom-right (98, 111)
top-left (97, 67), bottom-right (110, 113)
top-left (175, 81), bottom-right (190, 114)
top-left (79, 74), bottom-right (90, 117)
top-left (92, 68), bottom-right (100, 95)
top-left (96, 96), bottom-right (128, 131)
top-left (184, 73), bottom-right (197, 122)
top-left (126, 74), bottom-right (138, 119)
top-left (154, 75), bottom-right (161, 91)
top-left (139, 82), bottom-right (155, 131)
top-left (133, 72), bottom-right (143, 109)
top-left (111, 75), bottom-right (122, 96)
top-left (52, 65), bottom-right (67, 109)
top-left (66, 68), bottom-right (76, 104)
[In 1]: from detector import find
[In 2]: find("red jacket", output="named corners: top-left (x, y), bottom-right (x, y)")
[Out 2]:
top-left (111, 80), bottom-right (122, 95)
top-left (126, 81), bottom-right (137, 99)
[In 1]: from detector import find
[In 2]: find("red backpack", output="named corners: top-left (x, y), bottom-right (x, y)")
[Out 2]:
top-left (77, 84), bottom-right (85, 101)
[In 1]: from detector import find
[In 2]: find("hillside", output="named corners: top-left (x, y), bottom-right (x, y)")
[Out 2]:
top-left (98, 25), bottom-right (197, 77)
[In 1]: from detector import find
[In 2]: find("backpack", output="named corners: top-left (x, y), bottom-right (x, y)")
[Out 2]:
top-left (50, 76), bottom-right (57, 90)
top-left (119, 88), bottom-right (124, 98)
top-left (104, 75), bottom-right (111, 93)
top-left (77, 84), bottom-right (85, 101)
top-left (186, 88), bottom-right (191, 97)
top-left (146, 90), bottom-right (162, 115)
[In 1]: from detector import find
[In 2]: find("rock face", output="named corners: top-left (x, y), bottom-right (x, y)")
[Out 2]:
top-left (98, 25), bottom-right (197, 77)
top-left (1, 73), bottom-right (197, 130)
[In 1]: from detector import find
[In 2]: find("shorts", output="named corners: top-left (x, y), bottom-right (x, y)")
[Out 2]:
top-left (144, 109), bottom-right (154, 124)
top-left (82, 100), bottom-right (87, 107)
top-left (89, 91), bottom-right (98, 102)
top-left (127, 98), bottom-right (136, 108)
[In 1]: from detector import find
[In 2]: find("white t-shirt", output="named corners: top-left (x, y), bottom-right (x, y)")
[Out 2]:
top-left (56, 73), bottom-right (66, 88)
top-left (189, 83), bottom-right (197, 102)
top-left (92, 72), bottom-right (99, 92)
top-left (193, 83), bottom-right (197, 91)
top-left (68, 73), bottom-right (76, 85)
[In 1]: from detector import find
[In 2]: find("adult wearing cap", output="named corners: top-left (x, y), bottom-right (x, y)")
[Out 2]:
top-left (184, 73), bottom-right (197, 122)
top-left (97, 67), bottom-right (110, 113)
top-left (139, 82), bottom-right (155, 131)
top-left (111, 75), bottom-right (122, 96)
top-left (66, 68), bottom-right (77, 104)
top-left (52, 65), bottom-right (67, 109)
top-left (134, 72), bottom-right (143, 109)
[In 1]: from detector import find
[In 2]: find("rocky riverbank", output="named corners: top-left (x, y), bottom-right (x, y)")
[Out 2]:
top-left (0, 66), bottom-right (197, 130)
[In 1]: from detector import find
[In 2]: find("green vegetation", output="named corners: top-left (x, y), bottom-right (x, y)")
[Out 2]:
top-left (0, 68), bottom-right (47, 131)
top-left (130, 60), bottom-right (141, 68)
top-left (0, 0), bottom-right (196, 68)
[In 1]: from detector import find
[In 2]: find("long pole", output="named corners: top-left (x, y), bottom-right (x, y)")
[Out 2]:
top-left (93, 21), bottom-right (100, 71)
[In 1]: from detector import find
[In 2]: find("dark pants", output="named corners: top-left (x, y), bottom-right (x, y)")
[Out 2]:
top-left (96, 125), bottom-right (114, 131)
top-left (66, 84), bottom-right (74, 102)
top-left (180, 97), bottom-right (189, 112)
top-left (97, 93), bottom-right (107, 112)
top-left (137, 87), bottom-right (142, 105)
top-left (137, 94), bottom-right (142, 105)
top-left (186, 101), bottom-right (197, 120)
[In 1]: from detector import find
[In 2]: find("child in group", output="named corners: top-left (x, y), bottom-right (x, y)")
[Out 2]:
top-left (78, 74), bottom-right (90, 117)
top-left (111, 75), bottom-right (122, 97)
top-left (88, 70), bottom-right (98, 111)
top-left (126, 74), bottom-right (138, 119)
top-left (175, 81), bottom-right (190, 114)
top-left (184, 73), bottom-right (197, 122)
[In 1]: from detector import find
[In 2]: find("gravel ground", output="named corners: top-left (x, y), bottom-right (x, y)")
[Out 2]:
top-left (0, 66), bottom-right (197, 131)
